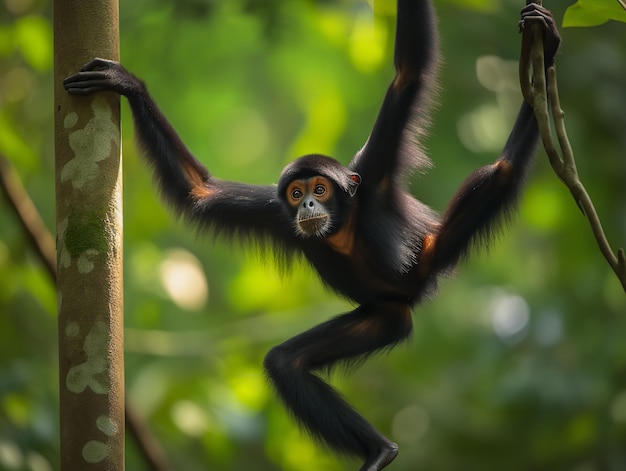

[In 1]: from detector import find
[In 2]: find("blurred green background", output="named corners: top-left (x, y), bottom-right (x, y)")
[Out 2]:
top-left (1, 0), bottom-right (625, 469)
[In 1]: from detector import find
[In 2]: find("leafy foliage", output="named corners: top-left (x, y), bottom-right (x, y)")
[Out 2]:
top-left (564, 0), bottom-right (626, 27)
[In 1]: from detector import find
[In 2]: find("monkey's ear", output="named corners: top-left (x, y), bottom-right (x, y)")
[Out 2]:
top-left (347, 173), bottom-right (361, 197)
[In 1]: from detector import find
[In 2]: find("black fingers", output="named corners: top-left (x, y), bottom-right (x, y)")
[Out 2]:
top-left (63, 58), bottom-right (143, 97)
top-left (80, 57), bottom-right (118, 71)
top-left (63, 71), bottom-right (113, 95)
top-left (519, 3), bottom-right (561, 65)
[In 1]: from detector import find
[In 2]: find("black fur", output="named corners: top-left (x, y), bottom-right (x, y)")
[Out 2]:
top-left (64, 2), bottom-right (560, 469)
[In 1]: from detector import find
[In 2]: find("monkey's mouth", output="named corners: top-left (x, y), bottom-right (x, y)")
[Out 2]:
top-left (297, 214), bottom-right (330, 236)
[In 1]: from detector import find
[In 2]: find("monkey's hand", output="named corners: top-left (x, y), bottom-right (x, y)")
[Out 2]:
top-left (519, 2), bottom-right (561, 67)
top-left (64, 58), bottom-right (144, 97)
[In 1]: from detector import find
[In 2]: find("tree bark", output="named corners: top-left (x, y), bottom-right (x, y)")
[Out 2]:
top-left (54, 0), bottom-right (125, 468)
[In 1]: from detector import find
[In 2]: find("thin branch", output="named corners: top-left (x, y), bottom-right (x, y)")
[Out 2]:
top-left (546, 69), bottom-right (626, 288)
top-left (0, 152), bottom-right (173, 471)
top-left (518, 7), bottom-right (626, 292)
top-left (0, 154), bottom-right (56, 280)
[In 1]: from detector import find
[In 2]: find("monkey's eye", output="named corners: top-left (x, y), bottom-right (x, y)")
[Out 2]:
top-left (291, 188), bottom-right (303, 200)
top-left (313, 185), bottom-right (326, 196)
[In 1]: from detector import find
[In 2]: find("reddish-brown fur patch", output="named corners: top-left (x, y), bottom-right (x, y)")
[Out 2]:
top-left (325, 209), bottom-right (356, 256)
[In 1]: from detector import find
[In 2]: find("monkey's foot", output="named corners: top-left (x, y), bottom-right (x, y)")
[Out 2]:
top-left (359, 441), bottom-right (398, 471)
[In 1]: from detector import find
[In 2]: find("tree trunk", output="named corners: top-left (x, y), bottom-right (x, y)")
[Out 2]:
top-left (53, 0), bottom-right (124, 468)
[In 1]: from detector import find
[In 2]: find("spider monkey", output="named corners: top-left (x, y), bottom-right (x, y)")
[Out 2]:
top-left (64, 1), bottom-right (560, 469)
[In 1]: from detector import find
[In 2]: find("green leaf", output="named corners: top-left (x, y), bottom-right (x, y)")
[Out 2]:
top-left (564, 0), bottom-right (626, 27)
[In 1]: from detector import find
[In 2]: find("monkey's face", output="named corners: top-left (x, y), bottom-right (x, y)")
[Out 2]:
top-left (285, 176), bottom-right (337, 237)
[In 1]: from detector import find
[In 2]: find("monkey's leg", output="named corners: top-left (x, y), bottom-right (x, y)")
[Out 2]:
top-left (264, 301), bottom-right (413, 471)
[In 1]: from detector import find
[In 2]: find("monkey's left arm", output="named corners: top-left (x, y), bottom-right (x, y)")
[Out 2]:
top-left (64, 59), bottom-right (293, 246)
top-left (349, 0), bottom-right (439, 191)
top-left (428, 4), bottom-right (561, 272)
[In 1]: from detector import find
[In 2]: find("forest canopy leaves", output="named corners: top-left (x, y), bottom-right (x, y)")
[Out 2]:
top-left (564, 0), bottom-right (626, 27)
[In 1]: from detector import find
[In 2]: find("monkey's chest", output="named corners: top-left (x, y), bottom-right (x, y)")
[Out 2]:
top-left (304, 242), bottom-right (429, 305)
